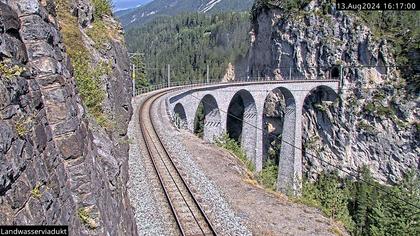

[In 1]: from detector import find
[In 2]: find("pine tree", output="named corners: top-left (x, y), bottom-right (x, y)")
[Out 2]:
top-left (368, 170), bottom-right (420, 236)
top-left (369, 201), bottom-right (387, 236)
top-left (131, 54), bottom-right (149, 89)
top-left (316, 172), bottom-right (354, 231)
top-left (351, 166), bottom-right (374, 236)
top-left (194, 102), bottom-right (205, 138)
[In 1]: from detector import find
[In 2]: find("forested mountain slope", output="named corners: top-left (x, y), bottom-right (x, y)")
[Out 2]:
top-left (125, 12), bottom-right (250, 85)
top-left (118, 0), bottom-right (254, 27)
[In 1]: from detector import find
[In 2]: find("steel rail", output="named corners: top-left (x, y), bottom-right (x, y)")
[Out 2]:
top-left (152, 94), bottom-right (217, 236)
top-left (139, 92), bottom-right (184, 235)
top-left (139, 90), bottom-right (216, 236)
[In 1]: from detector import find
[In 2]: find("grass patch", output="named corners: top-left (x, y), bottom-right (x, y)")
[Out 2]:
top-left (31, 183), bottom-right (42, 199)
top-left (0, 62), bottom-right (24, 79)
top-left (356, 120), bottom-right (376, 135)
top-left (86, 19), bottom-right (121, 49)
top-left (303, 135), bottom-right (320, 151)
top-left (314, 101), bottom-right (334, 113)
top-left (363, 100), bottom-right (395, 118)
top-left (413, 121), bottom-right (420, 133)
top-left (256, 161), bottom-right (278, 191)
top-left (215, 133), bottom-right (280, 190)
top-left (346, 95), bottom-right (358, 109)
top-left (73, 55), bottom-right (111, 127)
top-left (15, 120), bottom-right (27, 138)
top-left (86, 20), bottom-right (109, 48)
top-left (215, 133), bottom-right (255, 172)
top-left (314, 103), bottom-right (327, 112)
top-left (78, 207), bottom-right (97, 229)
top-left (362, 99), bottom-right (409, 129)
top-left (330, 226), bottom-right (345, 236)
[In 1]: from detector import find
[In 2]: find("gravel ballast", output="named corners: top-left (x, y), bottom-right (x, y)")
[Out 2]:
top-left (151, 93), bottom-right (252, 236)
top-left (128, 94), bottom-right (178, 236)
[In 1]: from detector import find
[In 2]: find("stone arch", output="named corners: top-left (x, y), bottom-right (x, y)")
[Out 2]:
top-left (226, 89), bottom-right (258, 162)
top-left (173, 103), bottom-right (187, 129)
top-left (301, 85), bottom-right (339, 178)
top-left (263, 87), bottom-right (296, 163)
top-left (304, 85), bottom-right (339, 105)
top-left (262, 87), bottom-right (298, 192)
top-left (194, 94), bottom-right (222, 142)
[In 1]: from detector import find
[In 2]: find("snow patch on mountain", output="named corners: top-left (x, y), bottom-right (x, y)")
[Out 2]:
top-left (199, 0), bottom-right (222, 13)
top-left (147, 11), bottom-right (157, 16)
top-left (118, 0), bottom-right (254, 27)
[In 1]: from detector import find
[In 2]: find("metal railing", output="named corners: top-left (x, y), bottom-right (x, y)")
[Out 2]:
top-left (132, 64), bottom-right (416, 96)
top-left (135, 79), bottom-right (219, 96)
top-left (134, 76), bottom-right (341, 96)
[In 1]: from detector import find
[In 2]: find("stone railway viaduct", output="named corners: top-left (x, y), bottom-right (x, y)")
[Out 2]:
top-left (166, 80), bottom-right (340, 194)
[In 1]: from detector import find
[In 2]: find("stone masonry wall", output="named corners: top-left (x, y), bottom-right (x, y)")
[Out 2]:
top-left (0, 0), bottom-right (137, 235)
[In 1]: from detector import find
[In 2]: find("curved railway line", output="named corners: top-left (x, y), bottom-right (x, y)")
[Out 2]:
top-left (139, 90), bottom-right (217, 236)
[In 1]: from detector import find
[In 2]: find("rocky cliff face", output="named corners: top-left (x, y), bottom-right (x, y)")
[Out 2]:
top-left (0, 0), bottom-right (136, 234)
top-left (250, 0), bottom-right (419, 183)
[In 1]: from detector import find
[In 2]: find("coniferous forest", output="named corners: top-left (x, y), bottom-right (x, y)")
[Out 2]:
top-left (125, 12), bottom-right (250, 87)
top-left (301, 169), bottom-right (420, 235)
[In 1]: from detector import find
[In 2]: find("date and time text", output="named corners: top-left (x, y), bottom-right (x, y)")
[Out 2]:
top-left (336, 0), bottom-right (418, 11)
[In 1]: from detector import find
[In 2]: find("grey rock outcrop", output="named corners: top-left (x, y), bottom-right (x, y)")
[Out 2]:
top-left (0, 0), bottom-right (136, 234)
top-left (250, 0), bottom-right (419, 183)
top-left (263, 89), bottom-right (285, 162)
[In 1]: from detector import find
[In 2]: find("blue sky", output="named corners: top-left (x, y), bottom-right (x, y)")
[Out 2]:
top-left (112, 0), bottom-right (153, 10)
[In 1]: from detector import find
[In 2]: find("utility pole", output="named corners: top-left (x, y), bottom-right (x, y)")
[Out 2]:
top-left (128, 52), bottom-right (144, 96)
top-left (206, 64), bottom-right (210, 84)
top-left (167, 64), bottom-right (171, 88)
top-left (132, 63), bottom-right (136, 96)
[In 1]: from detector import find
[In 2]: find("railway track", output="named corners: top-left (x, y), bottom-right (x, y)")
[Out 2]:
top-left (139, 90), bottom-right (216, 236)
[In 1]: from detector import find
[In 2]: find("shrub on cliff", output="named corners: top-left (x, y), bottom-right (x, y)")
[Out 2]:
top-left (92, 0), bottom-right (112, 18)
top-left (0, 62), bottom-right (24, 79)
top-left (56, 0), bottom-right (111, 127)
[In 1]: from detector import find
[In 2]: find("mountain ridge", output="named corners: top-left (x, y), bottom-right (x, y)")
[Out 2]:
top-left (118, 0), bottom-right (254, 27)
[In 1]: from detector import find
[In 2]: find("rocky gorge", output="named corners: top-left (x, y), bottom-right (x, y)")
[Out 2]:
top-left (0, 0), bottom-right (136, 234)
top-left (249, 0), bottom-right (419, 183)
